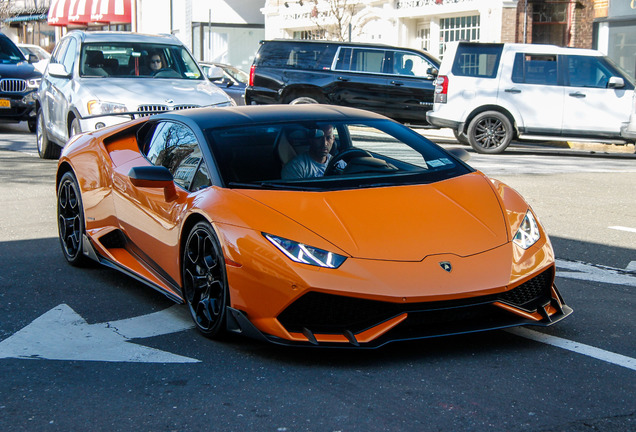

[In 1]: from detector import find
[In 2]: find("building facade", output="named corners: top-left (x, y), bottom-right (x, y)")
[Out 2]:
top-left (594, 0), bottom-right (636, 78)
top-left (261, 0), bottom-right (595, 59)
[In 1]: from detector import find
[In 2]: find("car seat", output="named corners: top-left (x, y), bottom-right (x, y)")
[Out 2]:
top-left (84, 50), bottom-right (108, 76)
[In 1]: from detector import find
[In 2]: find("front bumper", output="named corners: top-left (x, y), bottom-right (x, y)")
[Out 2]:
top-left (226, 266), bottom-right (573, 348)
top-left (0, 91), bottom-right (37, 122)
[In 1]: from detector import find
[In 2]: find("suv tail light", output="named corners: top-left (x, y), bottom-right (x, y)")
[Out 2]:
top-left (249, 65), bottom-right (256, 87)
top-left (434, 75), bottom-right (448, 104)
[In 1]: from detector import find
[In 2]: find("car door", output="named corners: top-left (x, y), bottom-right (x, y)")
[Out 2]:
top-left (497, 50), bottom-right (564, 135)
top-left (561, 54), bottom-right (633, 136)
top-left (114, 121), bottom-right (213, 279)
top-left (330, 46), bottom-right (389, 115)
top-left (43, 37), bottom-right (78, 143)
top-left (383, 50), bottom-right (438, 124)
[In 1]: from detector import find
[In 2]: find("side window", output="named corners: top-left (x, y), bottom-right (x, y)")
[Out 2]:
top-left (566, 55), bottom-right (614, 89)
top-left (451, 44), bottom-right (502, 78)
top-left (144, 122), bottom-right (211, 191)
top-left (392, 51), bottom-right (435, 77)
top-left (511, 53), bottom-right (558, 85)
top-left (62, 38), bottom-right (77, 74)
top-left (51, 38), bottom-right (70, 64)
top-left (334, 48), bottom-right (386, 74)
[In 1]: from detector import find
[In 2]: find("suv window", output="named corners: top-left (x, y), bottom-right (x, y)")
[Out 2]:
top-left (565, 55), bottom-right (634, 89)
top-left (451, 43), bottom-right (502, 78)
top-left (512, 53), bottom-right (558, 85)
top-left (391, 51), bottom-right (435, 77)
top-left (257, 42), bottom-right (336, 70)
top-left (334, 47), bottom-right (386, 74)
top-left (62, 38), bottom-right (77, 73)
top-left (0, 35), bottom-right (26, 64)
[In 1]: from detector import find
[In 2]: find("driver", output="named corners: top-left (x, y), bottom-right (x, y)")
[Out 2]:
top-left (149, 51), bottom-right (165, 74)
top-left (281, 124), bottom-right (338, 179)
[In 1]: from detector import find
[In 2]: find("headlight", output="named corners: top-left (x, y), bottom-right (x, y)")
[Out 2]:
top-left (27, 78), bottom-right (41, 89)
top-left (87, 100), bottom-right (128, 115)
top-left (264, 233), bottom-right (347, 269)
top-left (513, 211), bottom-right (541, 250)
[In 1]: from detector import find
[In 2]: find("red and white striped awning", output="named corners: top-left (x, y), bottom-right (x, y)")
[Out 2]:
top-left (48, 0), bottom-right (131, 27)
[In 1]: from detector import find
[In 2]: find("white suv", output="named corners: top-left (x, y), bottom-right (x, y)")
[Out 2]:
top-left (427, 42), bottom-right (635, 153)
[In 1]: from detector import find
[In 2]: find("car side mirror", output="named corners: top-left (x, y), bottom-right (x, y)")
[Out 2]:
top-left (48, 63), bottom-right (71, 78)
top-left (128, 165), bottom-right (178, 201)
top-left (427, 67), bottom-right (439, 77)
top-left (447, 147), bottom-right (471, 162)
top-left (28, 54), bottom-right (38, 64)
top-left (608, 76), bottom-right (625, 89)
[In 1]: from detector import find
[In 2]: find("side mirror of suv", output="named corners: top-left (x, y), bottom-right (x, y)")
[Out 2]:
top-left (427, 67), bottom-right (438, 77)
top-left (28, 54), bottom-right (38, 64)
top-left (608, 76), bottom-right (625, 89)
top-left (48, 63), bottom-right (71, 78)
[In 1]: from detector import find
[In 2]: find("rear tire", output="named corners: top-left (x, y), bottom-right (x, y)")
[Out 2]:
top-left (286, 94), bottom-right (325, 105)
top-left (467, 111), bottom-right (513, 154)
top-left (36, 108), bottom-right (61, 159)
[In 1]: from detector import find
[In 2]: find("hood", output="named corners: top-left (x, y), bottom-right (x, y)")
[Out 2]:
top-left (238, 173), bottom-right (510, 261)
top-left (78, 77), bottom-right (231, 108)
top-left (0, 62), bottom-right (41, 80)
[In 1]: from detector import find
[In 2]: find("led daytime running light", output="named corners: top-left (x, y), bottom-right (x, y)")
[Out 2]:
top-left (513, 211), bottom-right (541, 250)
top-left (264, 233), bottom-right (346, 269)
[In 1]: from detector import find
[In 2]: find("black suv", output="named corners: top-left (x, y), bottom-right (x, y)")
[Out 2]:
top-left (0, 33), bottom-right (41, 132)
top-left (246, 40), bottom-right (439, 125)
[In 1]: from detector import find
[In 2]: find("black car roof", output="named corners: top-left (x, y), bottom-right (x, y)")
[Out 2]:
top-left (154, 104), bottom-right (388, 130)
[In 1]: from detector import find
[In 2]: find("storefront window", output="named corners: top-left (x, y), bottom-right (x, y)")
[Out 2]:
top-left (609, 23), bottom-right (636, 80)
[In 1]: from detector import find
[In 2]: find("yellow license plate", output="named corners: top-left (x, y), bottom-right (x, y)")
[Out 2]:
top-left (0, 99), bottom-right (10, 108)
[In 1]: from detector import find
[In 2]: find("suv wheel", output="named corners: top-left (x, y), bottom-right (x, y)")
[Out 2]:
top-left (70, 117), bottom-right (81, 138)
top-left (36, 108), bottom-right (61, 159)
top-left (287, 95), bottom-right (324, 105)
top-left (467, 111), bottom-right (513, 154)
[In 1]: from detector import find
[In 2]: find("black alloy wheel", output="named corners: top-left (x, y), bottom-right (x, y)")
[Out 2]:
top-left (467, 111), bottom-right (513, 154)
top-left (57, 172), bottom-right (90, 266)
top-left (182, 222), bottom-right (228, 338)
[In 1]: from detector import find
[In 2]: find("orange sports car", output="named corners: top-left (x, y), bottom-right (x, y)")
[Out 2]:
top-left (56, 105), bottom-right (572, 347)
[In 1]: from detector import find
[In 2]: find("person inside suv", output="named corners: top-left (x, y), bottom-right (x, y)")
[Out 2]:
top-left (281, 124), bottom-right (336, 179)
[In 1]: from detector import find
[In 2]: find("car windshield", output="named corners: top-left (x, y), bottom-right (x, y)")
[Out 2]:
top-left (79, 42), bottom-right (204, 79)
top-left (207, 119), bottom-right (472, 191)
top-left (0, 37), bottom-right (27, 65)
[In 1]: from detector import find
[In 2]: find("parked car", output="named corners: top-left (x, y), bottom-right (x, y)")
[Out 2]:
top-left (245, 39), bottom-right (440, 126)
top-left (36, 30), bottom-right (234, 159)
top-left (200, 62), bottom-right (247, 105)
top-left (0, 33), bottom-right (41, 132)
top-left (427, 42), bottom-right (635, 154)
top-left (620, 92), bottom-right (636, 143)
top-left (56, 104), bottom-right (571, 346)
top-left (18, 43), bottom-right (50, 73)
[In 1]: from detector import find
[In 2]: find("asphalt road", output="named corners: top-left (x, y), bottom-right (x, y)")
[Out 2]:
top-left (1, 122), bottom-right (635, 432)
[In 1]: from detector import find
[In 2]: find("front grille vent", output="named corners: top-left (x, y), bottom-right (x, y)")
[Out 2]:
top-left (0, 79), bottom-right (27, 93)
top-left (498, 268), bottom-right (553, 312)
top-left (135, 104), bottom-right (199, 118)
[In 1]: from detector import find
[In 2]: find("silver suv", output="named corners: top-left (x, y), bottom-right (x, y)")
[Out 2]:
top-left (427, 42), bottom-right (635, 153)
top-left (36, 31), bottom-right (233, 159)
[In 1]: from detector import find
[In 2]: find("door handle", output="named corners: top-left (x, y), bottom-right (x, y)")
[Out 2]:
top-left (337, 76), bottom-right (350, 81)
top-left (390, 80), bottom-right (404, 86)
top-left (504, 88), bottom-right (521, 94)
top-left (569, 92), bottom-right (586, 98)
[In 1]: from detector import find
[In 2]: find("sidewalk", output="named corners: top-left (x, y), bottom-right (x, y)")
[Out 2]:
top-left (418, 127), bottom-right (636, 154)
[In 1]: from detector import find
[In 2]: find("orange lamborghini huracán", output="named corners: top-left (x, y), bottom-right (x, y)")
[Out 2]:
top-left (56, 105), bottom-right (572, 347)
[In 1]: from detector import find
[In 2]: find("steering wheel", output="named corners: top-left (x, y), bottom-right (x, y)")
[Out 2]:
top-left (153, 68), bottom-right (181, 78)
top-left (324, 148), bottom-right (372, 176)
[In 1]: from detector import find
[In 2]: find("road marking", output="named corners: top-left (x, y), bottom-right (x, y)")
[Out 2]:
top-left (627, 261), bottom-right (636, 272)
top-left (507, 327), bottom-right (636, 371)
top-left (556, 259), bottom-right (636, 286)
top-left (0, 304), bottom-right (199, 363)
top-left (609, 226), bottom-right (636, 233)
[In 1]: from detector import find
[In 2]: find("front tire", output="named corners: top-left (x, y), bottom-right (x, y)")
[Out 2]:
top-left (70, 117), bottom-right (81, 138)
top-left (467, 111), bottom-right (513, 154)
top-left (182, 222), bottom-right (228, 338)
top-left (36, 108), bottom-right (61, 159)
top-left (57, 172), bottom-right (91, 267)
